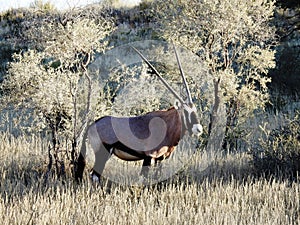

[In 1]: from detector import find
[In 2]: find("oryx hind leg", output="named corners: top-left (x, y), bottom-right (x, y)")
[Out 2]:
top-left (90, 143), bottom-right (112, 183)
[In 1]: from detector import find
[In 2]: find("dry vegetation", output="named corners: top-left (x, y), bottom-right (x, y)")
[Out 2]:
top-left (0, 1), bottom-right (299, 224)
top-left (0, 130), bottom-right (299, 225)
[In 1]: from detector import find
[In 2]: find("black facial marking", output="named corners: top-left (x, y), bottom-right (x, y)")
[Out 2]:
top-left (182, 104), bottom-right (200, 135)
top-left (190, 111), bottom-right (199, 125)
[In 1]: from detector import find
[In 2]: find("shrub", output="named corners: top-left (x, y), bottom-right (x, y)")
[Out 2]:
top-left (251, 111), bottom-right (300, 177)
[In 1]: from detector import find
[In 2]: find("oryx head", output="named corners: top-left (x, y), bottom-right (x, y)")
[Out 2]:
top-left (131, 44), bottom-right (203, 137)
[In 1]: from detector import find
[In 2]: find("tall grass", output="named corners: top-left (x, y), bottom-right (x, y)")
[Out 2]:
top-left (0, 132), bottom-right (299, 225)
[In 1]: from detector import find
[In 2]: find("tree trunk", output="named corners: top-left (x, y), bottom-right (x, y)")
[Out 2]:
top-left (73, 54), bottom-right (93, 177)
top-left (207, 78), bottom-right (226, 152)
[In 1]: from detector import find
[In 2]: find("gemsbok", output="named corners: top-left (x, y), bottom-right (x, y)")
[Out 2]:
top-left (75, 45), bottom-right (203, 183)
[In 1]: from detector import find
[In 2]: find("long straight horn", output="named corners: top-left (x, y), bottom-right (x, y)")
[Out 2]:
top-left (173, 44), bottom-right (193, 104)
top-left (131, 45), bottom-right (185, 105)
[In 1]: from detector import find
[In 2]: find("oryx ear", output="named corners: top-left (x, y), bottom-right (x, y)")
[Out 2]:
top-left (174, 99), bottom-right (182, 110)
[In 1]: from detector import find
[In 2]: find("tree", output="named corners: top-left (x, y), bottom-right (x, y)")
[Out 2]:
top-left (153, 0), bottom-right (277, 151)
top-left (1, 8), bottom-right (114, 179)
top-left (30, 0), bottom-right (56, 12)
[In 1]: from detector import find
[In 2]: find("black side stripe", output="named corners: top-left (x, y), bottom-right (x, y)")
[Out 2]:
top-left (104, 142), bottom-right (147, 159)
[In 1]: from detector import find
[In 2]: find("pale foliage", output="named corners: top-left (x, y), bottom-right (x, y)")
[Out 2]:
top-left (2, 14), bottom-right (114, 134)
top-left (153, 0), bottom-right (277, 147)
top-left (108, 43), bottom-right (210, 119)
top-left (30, 0), bottom-right (56, 12)
top-left (110, 63), bottom-right (174, 116)
top-left (0, 10), bottom-right (115, 174)
top-left (29, 17), bottom-right (111, 64)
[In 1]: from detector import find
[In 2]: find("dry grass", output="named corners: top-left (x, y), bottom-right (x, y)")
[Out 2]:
top-left (0, 133), bottom-right (299, 225)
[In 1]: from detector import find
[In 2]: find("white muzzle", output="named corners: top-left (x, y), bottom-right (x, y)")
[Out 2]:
top-left (192, 124), bottom-right (203, 137)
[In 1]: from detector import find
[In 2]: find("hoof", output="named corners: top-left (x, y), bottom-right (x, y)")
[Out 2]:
top-left (90, 171), bottom-right (100, 183)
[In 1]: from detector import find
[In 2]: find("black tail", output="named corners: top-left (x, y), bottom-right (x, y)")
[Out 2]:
top-left (75, 153), bottom-right (86, 182)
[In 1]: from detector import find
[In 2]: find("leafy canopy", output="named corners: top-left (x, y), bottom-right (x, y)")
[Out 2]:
top-left (1, 12), bottom-right (114, 134)
top-left (151, 0), bottom-right (277, 138)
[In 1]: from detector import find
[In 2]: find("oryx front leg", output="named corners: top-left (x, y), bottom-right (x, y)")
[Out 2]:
top-left (140, 157), bottom-right (155, 179)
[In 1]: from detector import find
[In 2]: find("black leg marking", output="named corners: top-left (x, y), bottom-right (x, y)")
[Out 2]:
top-left (140, 157), bottom-right (152, 178)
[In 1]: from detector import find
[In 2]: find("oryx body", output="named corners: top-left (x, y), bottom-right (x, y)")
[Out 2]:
top-left (75, 45), bottom-right (203, 182)
top-left (93, 107), bottom-right (182, 160)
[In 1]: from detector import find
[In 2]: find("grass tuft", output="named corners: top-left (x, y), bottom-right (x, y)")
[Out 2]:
top-left (0, 132), bottom-right (299, 224)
